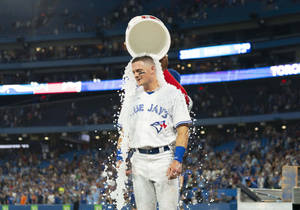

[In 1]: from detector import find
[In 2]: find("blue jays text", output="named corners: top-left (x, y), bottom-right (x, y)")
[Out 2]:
top-left (133, 104), bottom-right (168, 118)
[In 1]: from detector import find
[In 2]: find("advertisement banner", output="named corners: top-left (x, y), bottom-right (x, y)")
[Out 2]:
top-left (2, 205), bottom-right (9, 210)
top-left (62, 205), bottom-right (71, 210)
top-left (94, 204), bottom-right (102, 210)
top-left (31, 205), bottom-right (38, 210)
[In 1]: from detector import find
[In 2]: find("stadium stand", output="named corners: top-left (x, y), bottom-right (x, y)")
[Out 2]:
top-left (0, 122), bottom-right (298, 206)
top-left (0, 0), bottom-right (300, 209)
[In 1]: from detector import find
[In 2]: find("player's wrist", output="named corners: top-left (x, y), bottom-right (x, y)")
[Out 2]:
top-left (173, 159), bottom-right (182, 164)
top-left (174, 146), bottom-right (185, 163)
top-left (116, 148), bottom-right (123, 161)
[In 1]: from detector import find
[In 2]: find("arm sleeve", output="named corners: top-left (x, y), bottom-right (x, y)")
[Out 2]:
top-left (117, 106), bottom-right (125, 128)
top-left (163, 69), bottom-right (190, 105)
top-left (172, 89), bottom-right (192, 128)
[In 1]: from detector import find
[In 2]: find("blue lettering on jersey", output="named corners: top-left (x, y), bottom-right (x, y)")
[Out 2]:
top-left (147, 104), bottom-right (153, 112)
top-left (158, 107), bottom-right (164, 115)
top-left (133, 104), bottom-right (144, 114)
top-left (153, 105), bottom-right (158, 114)
top-left (132, 103), bottom-right (168, 118)
top-left (147, 104), bottom-right (168, 118)
top-left (161, 109), bottom-right (168, 118)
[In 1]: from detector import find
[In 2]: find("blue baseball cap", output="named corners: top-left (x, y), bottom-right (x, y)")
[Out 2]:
top-left (168, 68), bottom-right (181, 83)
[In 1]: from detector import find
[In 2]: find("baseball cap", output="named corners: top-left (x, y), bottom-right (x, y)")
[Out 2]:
top-left (168, 69), bottom-right (181, 83)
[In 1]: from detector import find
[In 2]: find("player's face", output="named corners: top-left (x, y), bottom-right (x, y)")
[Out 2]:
top-left (132, 61), bottom-right (154, 87)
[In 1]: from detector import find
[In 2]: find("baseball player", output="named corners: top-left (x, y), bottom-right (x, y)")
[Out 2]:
top-left (124, 15), bottom-right (191, 108)
top-left (117, 55), bottom-right (192, 210)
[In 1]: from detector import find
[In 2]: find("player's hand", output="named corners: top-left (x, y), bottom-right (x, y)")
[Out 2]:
top-left (159, 55), bottom-right (168, 70)
top-left (167, 160), bottom-right (182, 180)
top-left (116, 160), bottom-right (123, 169)
top-left (126, 169), bottom-right (132, 176)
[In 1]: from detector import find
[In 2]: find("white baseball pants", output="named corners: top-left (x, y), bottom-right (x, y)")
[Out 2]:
top-left (131, 150), bottom-right (179, 210)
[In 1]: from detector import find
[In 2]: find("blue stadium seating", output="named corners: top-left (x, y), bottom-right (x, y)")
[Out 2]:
top-left (0, 0), bottom-right (300, 37)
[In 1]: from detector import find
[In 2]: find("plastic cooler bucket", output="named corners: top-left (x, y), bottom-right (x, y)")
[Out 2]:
top-left (125, 15), bottom-right (171, 59)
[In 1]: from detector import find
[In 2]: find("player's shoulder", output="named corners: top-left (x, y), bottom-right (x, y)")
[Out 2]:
top-left (162, 84), bottom-right (184, 96)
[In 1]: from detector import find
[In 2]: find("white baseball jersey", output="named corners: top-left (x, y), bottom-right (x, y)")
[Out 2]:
top-left (118, 84), bottom-right (192, 148)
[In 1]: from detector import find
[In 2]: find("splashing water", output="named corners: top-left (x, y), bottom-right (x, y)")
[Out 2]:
top-left (110, 96), bottom-right (129, 210)
top-left (110, 154), bottom-right (127, 209)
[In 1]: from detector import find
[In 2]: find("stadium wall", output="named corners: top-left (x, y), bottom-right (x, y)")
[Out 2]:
top-left (0, 203), bottom-right (236, 210)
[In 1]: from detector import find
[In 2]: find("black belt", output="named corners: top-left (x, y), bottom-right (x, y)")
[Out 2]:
top-left (136, 145), bottom-right (170, 154)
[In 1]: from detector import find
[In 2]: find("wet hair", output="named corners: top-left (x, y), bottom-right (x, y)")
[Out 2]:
top-left (132, 55), bottom-right (155, 66)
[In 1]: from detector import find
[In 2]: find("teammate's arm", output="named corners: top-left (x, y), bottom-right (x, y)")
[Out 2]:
top-left (160, 55), bottom-right (190, 105)
top-left (163, 69), bottom-right (190, 105)
top-left (167, 125), bottom-right (189, 179)
top-left (117, 129), bottom-right (123, 149)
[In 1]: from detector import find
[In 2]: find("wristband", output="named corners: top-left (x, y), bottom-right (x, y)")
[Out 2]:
top-left (116, 149), bottom-right (123, 161)
top-left (174, 146), bottom-right (185, 163)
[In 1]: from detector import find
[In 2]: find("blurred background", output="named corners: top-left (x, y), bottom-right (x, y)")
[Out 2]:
top-left (0, 0), bottom-right (299, 209)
